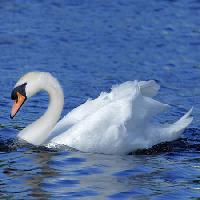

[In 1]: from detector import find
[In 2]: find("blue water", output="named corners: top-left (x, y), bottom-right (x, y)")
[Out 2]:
top-left (0, 0), bottom-right (199, 199)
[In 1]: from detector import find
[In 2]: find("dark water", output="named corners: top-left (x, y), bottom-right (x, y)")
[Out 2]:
top-left (0, 0), bottom-right (200, 199)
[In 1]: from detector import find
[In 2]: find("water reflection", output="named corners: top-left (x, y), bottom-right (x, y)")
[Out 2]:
top-left (25, 149), bottom-right (59, 199)
top-left (0, 145), bottom-right (58, 199)
top-left (0, 131), bottom-right (200, 199)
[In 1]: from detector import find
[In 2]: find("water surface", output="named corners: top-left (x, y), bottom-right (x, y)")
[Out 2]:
top-left (0, 0), bottom-right (200, 199)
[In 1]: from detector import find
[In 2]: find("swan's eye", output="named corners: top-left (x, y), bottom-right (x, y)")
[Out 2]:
top-left (11, 91), bottom-right (17, 100)
top-left (11, 83), bottom-right (27, 100)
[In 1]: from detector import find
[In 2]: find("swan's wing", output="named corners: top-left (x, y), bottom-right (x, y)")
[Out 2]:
top-left (49, 83), bottom-right (170, 154)
top-left (48, 81), bottom-right (135, 138)
top-left (48, 91), bottom-right (112, 140)
top-left (48, 80), bottom-right (161, 140)
top-left (57, 80), bottom-right (160, 125)
top-left (49, 89), bottom-right (136, 154)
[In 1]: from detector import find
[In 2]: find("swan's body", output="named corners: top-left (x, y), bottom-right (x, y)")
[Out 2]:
top-left (11, 72), bottom-right (193, 155)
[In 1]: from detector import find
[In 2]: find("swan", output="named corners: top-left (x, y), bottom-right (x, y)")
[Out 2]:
top-left (10, 72), bottom-right (193, 154)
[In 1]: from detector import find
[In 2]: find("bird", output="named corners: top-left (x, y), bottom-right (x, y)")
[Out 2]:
top-left (10, 72), bottom-right (193, 155)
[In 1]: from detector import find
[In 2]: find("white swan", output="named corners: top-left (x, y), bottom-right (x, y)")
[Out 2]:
top-left (10, 72), bottom-right (193, 154)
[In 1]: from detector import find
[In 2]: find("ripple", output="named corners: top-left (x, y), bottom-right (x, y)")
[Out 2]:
top-left (0, 0), bottom-right (199, 199)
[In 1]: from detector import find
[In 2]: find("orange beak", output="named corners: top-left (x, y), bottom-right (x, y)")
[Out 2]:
top-left (10, 92), bottom-right (26, 119)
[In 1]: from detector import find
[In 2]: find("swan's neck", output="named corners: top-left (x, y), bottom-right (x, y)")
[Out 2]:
top-left (18, 76), bottom-right (64, 145)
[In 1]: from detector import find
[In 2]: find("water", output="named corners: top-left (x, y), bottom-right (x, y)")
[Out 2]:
top-left (0, 0), bottom-right (199, 199)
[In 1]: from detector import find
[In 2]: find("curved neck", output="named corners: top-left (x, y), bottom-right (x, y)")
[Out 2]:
top-left (18, 75), bottom-right (64, 145)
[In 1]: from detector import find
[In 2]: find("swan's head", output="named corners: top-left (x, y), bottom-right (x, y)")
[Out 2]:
top-left (10, 72), bottom-right (49, 118)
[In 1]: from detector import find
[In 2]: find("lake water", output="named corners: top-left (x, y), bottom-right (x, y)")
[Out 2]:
top-left (0, 0), bottom-right (200, 199)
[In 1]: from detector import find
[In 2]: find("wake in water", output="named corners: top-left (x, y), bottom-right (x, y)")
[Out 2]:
top-left (0, 128), bottom-right (199, 154)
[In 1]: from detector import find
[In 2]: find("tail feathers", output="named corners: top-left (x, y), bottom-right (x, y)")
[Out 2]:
top-left (173, 107), bottom-right (193, 130)
top-left (164, 108), bottom-right (193, 141)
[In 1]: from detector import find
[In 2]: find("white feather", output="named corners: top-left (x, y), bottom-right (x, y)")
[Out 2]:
top-left (13, 72), bottom-right (192, 154)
